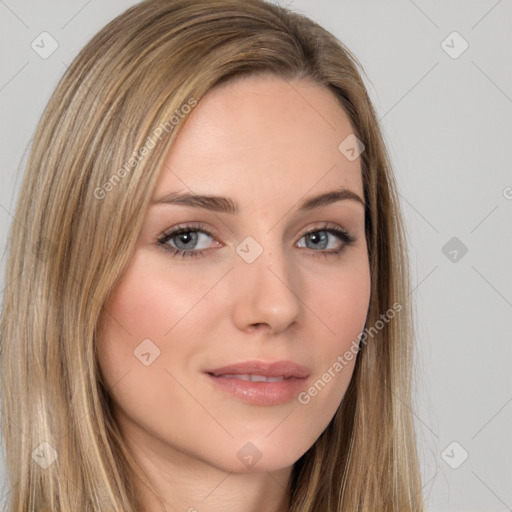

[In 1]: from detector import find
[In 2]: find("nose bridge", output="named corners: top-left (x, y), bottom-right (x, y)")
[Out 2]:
top-left (232, 230), bottom-right (302, 332)
top-left (236, 227), bottom-right (288, 282)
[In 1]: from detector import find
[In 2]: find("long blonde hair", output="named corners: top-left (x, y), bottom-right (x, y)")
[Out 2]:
top-left (0, 0), bottom-right (423, 510)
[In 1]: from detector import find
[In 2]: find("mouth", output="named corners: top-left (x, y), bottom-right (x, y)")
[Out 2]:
top-left (211, 374), bottom-right (289, 382)
top-left (204, 360), bottom-right (310, 406)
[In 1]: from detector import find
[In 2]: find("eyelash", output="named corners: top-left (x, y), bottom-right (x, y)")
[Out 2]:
top-left (156, 222), bottom-right (357, 260)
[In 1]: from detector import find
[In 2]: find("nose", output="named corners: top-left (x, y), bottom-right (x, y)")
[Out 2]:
top-left (231, 245), bottom-right (303, 335)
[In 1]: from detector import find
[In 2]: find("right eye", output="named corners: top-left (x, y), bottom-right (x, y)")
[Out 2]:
top-left (156, 223), bottom-right (221, 259)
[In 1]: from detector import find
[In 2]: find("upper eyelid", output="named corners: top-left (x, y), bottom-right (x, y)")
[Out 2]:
top-left (159, 223), bottom-right (216, 240)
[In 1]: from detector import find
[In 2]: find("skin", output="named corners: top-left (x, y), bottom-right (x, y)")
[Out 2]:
top-left (96, 74), bottom-right (371, 512)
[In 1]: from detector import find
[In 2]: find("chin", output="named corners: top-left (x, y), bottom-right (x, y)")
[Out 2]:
top-left (205, 438), bottom-right (313, 475)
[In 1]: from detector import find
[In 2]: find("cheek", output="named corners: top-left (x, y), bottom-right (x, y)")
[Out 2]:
top-left (95, 250), bottom-right (207, 395)
top-left (310, 251), bottom-right (371, 347)
top-left (320, 275), bottom-right (370, 329)
top-left (95, 253), bottom-right (214, 452)
top-left (300, 253), bottom-right (371, 400)
top-left (100, 257), bottom-right (205, 341)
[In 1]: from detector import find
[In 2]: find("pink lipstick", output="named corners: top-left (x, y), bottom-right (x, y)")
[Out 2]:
top-left (205, 360), bottom-right (310, 406)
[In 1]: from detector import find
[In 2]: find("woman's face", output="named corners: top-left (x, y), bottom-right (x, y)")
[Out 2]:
top-left (96, 74), bottom-right (371, 476)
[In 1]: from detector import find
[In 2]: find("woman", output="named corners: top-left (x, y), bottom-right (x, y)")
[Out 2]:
top-left (0, 0), bottom-right (424, 510)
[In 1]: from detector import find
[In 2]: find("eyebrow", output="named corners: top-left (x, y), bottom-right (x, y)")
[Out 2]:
top-left (151, 186), bottom-right (365, 213)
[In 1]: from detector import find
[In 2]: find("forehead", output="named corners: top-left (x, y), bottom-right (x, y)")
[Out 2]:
top-left (153, 74), bottom-right (363, 204)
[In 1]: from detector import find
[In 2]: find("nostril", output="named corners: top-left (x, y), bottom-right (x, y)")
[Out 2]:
top-left (250, 322), bottom-right (270, 330)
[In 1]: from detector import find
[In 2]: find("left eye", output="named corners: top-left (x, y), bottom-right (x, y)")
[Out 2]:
top-left (297, 229), bottom-right (346, 251)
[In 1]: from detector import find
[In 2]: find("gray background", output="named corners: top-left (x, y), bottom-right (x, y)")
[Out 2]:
top-left (1, 1), bottom-right (511, 510)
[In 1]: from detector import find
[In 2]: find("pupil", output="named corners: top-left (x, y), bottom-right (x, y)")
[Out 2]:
top-left (309, 232), bottom-right (327, 249)
top-left (176, 231), bottom-right (197, 249)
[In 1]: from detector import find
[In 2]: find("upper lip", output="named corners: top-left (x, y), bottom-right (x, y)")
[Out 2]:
top-left (206, 360), bottom-right (310, 379)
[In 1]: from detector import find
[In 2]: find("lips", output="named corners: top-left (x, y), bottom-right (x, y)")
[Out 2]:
top-left (205, 360), bottom-right (311, 406)
top-left (219, 374), bottom-right (285, 382)
top-left (206, 360), bottom-right (310, 379)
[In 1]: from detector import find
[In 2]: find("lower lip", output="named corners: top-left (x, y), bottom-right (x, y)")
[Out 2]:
top-left (206, 374), bottom-right (309, 406)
